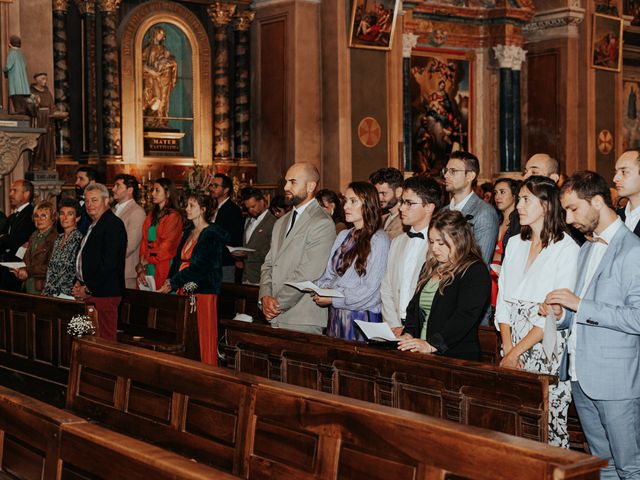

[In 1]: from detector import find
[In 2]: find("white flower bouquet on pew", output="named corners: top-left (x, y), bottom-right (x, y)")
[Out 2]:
top-left (67, 314), bottom-right (96, 338)
top-left (183, 282), bottom-right (198, 313)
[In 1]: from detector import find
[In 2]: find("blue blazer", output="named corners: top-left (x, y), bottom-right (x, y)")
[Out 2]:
top-left (168, 224), bottom-right (229, 295)
top-left (558, 224), bottom-right (640, 400)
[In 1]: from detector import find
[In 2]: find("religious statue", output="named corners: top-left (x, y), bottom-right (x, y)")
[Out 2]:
top-left (29, 72), bottom-right (68, 171)
top-left (3, 36), bottom-right (30, 115)
top-left (142, 27), bottom-right (178, 130)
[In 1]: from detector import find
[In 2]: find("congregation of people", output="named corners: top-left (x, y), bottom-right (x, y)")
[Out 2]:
top-left (1, 151), bottom-right (640, 478)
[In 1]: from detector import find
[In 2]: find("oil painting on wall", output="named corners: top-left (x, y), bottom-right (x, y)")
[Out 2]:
top-left (410, 50), bottom-right (472, 175)
top-left (623, 79), bottom-right (640, 150)
top-left (349, 0), bottom-right (400, 50)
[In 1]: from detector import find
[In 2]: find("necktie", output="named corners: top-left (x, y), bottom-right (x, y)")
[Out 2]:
top-left (286, 210), bottom-right (298, 237)
top-left (406, 231), bottom-right (424, 239)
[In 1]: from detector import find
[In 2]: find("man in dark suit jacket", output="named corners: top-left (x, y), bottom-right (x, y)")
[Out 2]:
top-left (210, 173), bottom-right (244, 282)
top-left (0, 180), bottom-right (35, 291)
top-left (614, 149), bottom-right (640, 237)
top-left (74, 166), bottom-right (97, 235)
top-left (72, 183), bottom-right (127, 341)
top-left (233, 187), bottom-right (277, 284)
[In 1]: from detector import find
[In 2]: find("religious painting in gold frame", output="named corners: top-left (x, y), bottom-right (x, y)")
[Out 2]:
top-left (409, 48), bottom-right (473, 176)
top-left (591, 13), bottom-right (623, 72)
top-left (348, 0), bottom-right (401, 51)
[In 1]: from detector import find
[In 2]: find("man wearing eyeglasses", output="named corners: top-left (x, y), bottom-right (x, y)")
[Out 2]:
top-left (381, 176), bottom-right (443, 335)
top-left (443, 151), bottom-right (498, 265)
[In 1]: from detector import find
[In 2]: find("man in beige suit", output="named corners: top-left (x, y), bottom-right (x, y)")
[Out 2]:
top-left (369, 167), bottom-right (405, 239)
top-left (259, 163), bottom-right (336, 334)
top-left (112, 174), bottom-right (146, 289)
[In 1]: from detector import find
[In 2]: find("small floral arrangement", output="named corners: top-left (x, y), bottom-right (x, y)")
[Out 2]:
top-left (183, 282), bottom-right (198, 313)
top-left (67, 314), bottom-right (96, 338)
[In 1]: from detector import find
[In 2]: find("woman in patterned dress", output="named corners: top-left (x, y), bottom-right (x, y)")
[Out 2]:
top-left (495, 176), bottom-right (579, 447)
top-left (43, 198), bottom-right (83, 297)
top-left (313, 182), bottom-right (390, 341)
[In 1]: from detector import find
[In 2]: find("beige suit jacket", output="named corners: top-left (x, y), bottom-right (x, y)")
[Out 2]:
top-left (115, 200), bottom-right (147, 289)
top-left (383, 211), bottom-right (405, 240)
top-left (259, 199), bottom-right (336, 332)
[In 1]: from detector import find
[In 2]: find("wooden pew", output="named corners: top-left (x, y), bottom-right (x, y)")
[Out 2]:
top-left (0, 290), bottom-right (96, 407)
top-left (117, 288), bottom-right (200, 359)
top-left (222, 319), bottom-right (552, 443)
top-left (0, 386), bottom-right (239, 480)
top-left (65, 337), bottom-right (605, 479)
top-left (218, 282), bottom-right (266, 323)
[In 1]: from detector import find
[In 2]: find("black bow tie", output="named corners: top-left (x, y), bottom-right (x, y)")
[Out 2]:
top-left (407, 231), bottom-right (424, 239)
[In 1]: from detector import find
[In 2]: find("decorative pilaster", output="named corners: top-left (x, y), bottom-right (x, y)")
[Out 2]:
top-left (98, 0), bottom-right (122, 157)
top-left (493, 45), bottom-right (526, 172)
top-left (208, 3), bottom-right (237, 161)
top-left (233, 10), bottom-right (255, 163)
top-left (403, 33), bottom-right (419, 171)
top-left (53, 0), bottom-right (71, 157)
top-left (74, 0), bottom-right (98, 155)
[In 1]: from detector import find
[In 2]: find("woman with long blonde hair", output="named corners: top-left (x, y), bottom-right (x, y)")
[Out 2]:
top-left (398, 209), bottom-right (491, 360)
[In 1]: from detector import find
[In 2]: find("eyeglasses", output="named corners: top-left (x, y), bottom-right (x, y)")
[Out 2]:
top-left (398, 199), bottom-right (424, 208)
top-left (442, 168), bottom-right (470, 177)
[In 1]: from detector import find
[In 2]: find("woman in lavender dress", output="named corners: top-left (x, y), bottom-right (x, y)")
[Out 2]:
top-left (314, 182), bottom-right (390, 341)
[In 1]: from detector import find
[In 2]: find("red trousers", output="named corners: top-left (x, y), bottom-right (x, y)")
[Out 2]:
top-left (196, 294), bottom-right (218, 366)
top-left (87, 296), bottom-right (121, 341)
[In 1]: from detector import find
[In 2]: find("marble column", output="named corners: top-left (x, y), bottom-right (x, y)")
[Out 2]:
top-left (98, 0), bottom-right (122, 157)
top-left (208, 3), bottom-right (237, 161)
top-left (493, 45), bottom-right (526, 172)
top-left (74, 0), bottom-right (98, 155)
top-left (233, 10), bottom-right (255, 163)
top-left (53, 0), bottom-right (71, 157)
top-left (402, 33), bottom-right (419, 171)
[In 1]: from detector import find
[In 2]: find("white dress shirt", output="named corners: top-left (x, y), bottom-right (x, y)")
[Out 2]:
top-left (495, 234), bottom-right (580, 330)
top-left (286, 198), bottom-right (315, 233)
top-left (624, 202), bottom-right (640, 233)
top-left (212, 196), bottom-right (229, 222)
top-left (245, 209), bottom-right (269, 244)
top-left (380, 226), bottom-right (429, 328)
top-left (567, 218), bottom-right (624, 380)
top-left (449, 190), bottom-right (474, 212)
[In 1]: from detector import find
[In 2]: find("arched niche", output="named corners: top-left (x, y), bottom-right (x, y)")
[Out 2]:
top-left (119, 1), bottom-right (211, 165)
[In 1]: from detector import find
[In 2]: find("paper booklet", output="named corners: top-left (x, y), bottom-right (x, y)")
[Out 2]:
top-left (227, 246), bottom-right (256, 253)
top-left (354, 320), bottom-right (398, 342)
top-left (0, 262), bottom-right (26, 270)
top-left (15, 246), bottom-right (26, 260)
top-left (285, 281), bottom-right (345, 298)
top-left (138, 276), bottom-right (156, 292)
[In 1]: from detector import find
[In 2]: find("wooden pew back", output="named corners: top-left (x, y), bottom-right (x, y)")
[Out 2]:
top-left (65, 337), bottom-right (605, 480)
top-left (66, 337), bottom-right (253, 474)
top-left (118, 288), bottom-right (199, 359)
top-left (223, 319), bottom-right (551, 443)
top-left (218, 283), bottom-right (266, 323)
top-left (0, 290), bottom-right (96, 407)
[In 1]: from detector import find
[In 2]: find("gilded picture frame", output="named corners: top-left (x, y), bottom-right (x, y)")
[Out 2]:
top-left (348, 0), bottom-right (401, 51)
top-left (591, 13), bottom-right (623, 72)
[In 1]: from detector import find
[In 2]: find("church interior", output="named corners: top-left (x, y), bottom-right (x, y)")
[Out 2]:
top-left (0, 0), bottom-right (637, 478)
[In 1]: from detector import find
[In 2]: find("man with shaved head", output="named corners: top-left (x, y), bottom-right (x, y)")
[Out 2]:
top-left (259, 162), bottom-right (336, 333)
top-left (0, 180), bottom-right (35, 290)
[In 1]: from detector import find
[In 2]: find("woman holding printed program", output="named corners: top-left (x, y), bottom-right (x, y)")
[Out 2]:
top-left (495, 176), bottom-right (579, 448)
top-left (313, 182), bottom-right (390, 341)
top-left (397, 210), bottom-right (490, 360)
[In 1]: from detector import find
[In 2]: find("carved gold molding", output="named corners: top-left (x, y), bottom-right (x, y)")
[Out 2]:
top-left (233, 10), bottom-right (256, 31)
top-left (208, 3), bottom-right (237, 27)
top-left (0, 131), bottom-right (40, 176)
top-left (74, 0), bottom-right (95, 15)
top-left (52, 0), bottom-right (68, 12)
top-left (97, 0), bottom-right (121, 13)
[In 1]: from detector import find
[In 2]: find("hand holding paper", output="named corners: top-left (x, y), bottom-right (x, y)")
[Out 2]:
top-left (285, 281), bottom-right (345, 298)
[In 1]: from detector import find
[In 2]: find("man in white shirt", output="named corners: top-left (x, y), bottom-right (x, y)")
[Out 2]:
top-left (369, 167), bottom-right (405, 239)
top-left (381, 176), bottom-right (443, 335)
top-left (613, 149), bottom-right (640, 237)
top-left (112, 174), bottom-right (146, 289)
top-left (443, 151), bottom-right (498, 265)
top-left (545, 171), bottom-right (640, 480)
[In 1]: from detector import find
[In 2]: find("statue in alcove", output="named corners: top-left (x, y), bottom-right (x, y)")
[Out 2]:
top-left (142, 27), bottom-right (178, 130)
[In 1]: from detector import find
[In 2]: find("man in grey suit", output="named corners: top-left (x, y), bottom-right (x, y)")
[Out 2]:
top-left (259, 163), bottom-right (336, 334)
top-left (544, 171), bottom-right (640, 479)
top-left (112, 174), bottom-right (146, 289)
top-left (233, 187), bottom-right (277, 285)
top-left (443, 151), bottom-right (499, 265)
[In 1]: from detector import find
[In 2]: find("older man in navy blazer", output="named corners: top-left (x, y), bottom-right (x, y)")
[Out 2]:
top-left (545, 171), bottom-right (640, 480)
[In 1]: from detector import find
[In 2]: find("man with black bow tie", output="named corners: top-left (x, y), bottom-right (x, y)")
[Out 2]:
top-left (0, 180), bottom-right (35, 291)
top-left (381, 176), bottom-right (443, 335)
